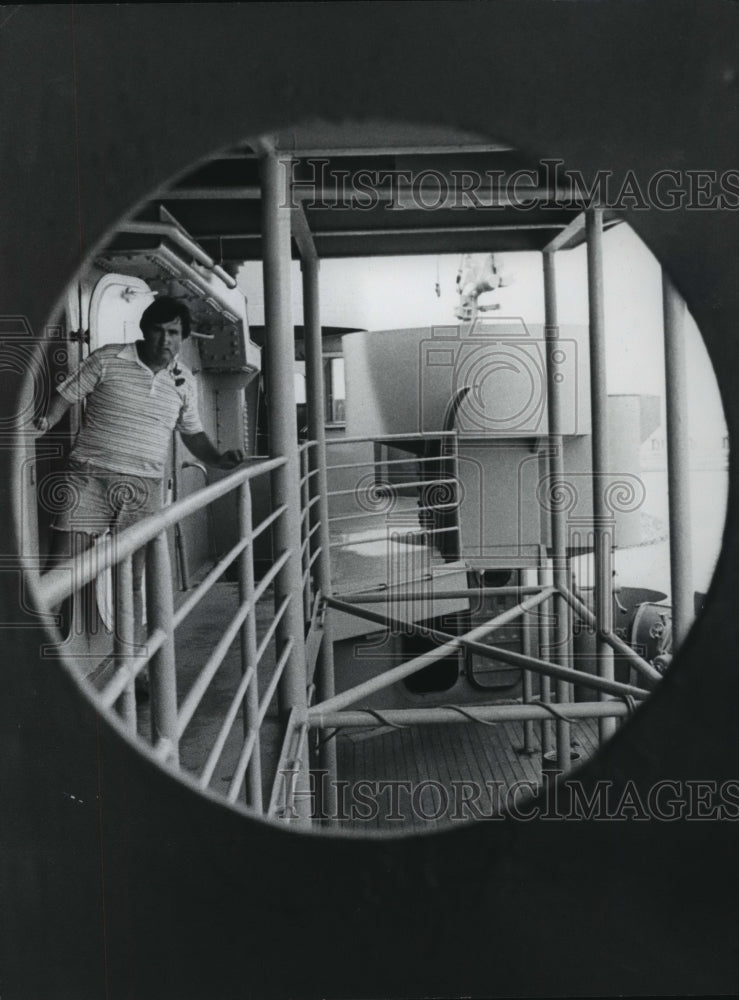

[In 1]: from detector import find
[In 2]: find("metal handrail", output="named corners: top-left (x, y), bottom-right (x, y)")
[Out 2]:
top-left (329, 525), bottom-right (457, 550)
top-left (34, 449), bottom-right (307, 817)
top-left (327, 476), bottom-right (458, 499)
top-left (326, 453), bottom-right (447, 473)
top-left (322, 430), bottom-right (463, 574)
top-left (170, 550), bottom-right (291, 738)
top-left (197, 660), bottom-right (258, 788)
top-left (328, 501), bottom-right (460, 525)
top-left (39, 424), bottom-right (475, 822)
top-left (37, 456), bottom-right (287, 608)
top-left (100, 627), bottom-right (169, 708)
top-left (227, 638), bottom-right (294, 803)
top-left (197, 593), bottom-right (292, 789)
top-left (327, 430), bottom-right (458, 446)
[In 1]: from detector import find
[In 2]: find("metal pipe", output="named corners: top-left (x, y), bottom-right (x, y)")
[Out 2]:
top-left (559, 586), bottom-right (661, 686)
top-left (300, 495), bottom-right (321, 522)
top-left (330, 589), bottom-right (554, 636)
top-left (155, 182), bottom-right (578, 207)
top-left (170, 438), bottom-right (188, 592)
top-left (329, 595), bottom-right (648, 701)
top-left (285, 723), bottom-right (310, 825)
top-left (198, 662), bottom-right (256, 789)
top-left (327, 430), bottom-right (458, 447)
top-left (300, 448), bottom-right (312, 623)
top-left (266, 712), bottom-right (311, 822)
top-left (260, 148), bottom-right (311, 827)
top-left (100, 627), bottom-right (168, 708)
top-left (329, 501), bottom-right (459, 525)
top-left (318, 588), bottom-right (554, 713)
top-left (146, 533), bottom-right (179, 764)
top-left (114, 554), bottom-right (136, 733)
top-left (586, 208), bottom-right (616, 743)
top-left (521, 569), bottom-right (537, 753)
top-left (196, 600), bottom-right (294, 785)
top-left (252, 549), bottom-right (291, 603)
top-left (255, 595), bottom-right (291, 665)
top-left (328, 477), bottom-right (458, 498)
top-left (543, 250), bottom-right (572, 767)
top-left (252, 503), bottom-right (289, 540)
top-left (238, 482), bottom-right (263, 810)
top-left (310, 700), bottom-right (633, 730)
top-left (333, 586), bottom-right (542, 603)
top-left (266, 708), bottom-right (300, 818)
top-left (538, 558), bottom-right (554, 753)
top-left (662, 272), bottom-right (694, 649)
top-left (326, 454), bottom-right (445, 473)
top-left (451, 434), bottom-right (463, 558)
top-left (173, 536), bottom-right (249, 629)
top-left (227, 637), bottom-right (294, 804)
top-left (177, 593), bottom-right (251, 737)
top-left (329, 525), bottom-right (457, 550)
top-left (299, 468), bottom-right (320, 487)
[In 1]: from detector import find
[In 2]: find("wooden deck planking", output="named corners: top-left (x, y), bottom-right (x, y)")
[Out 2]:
top-left (131, 572), bottom-right (611, 831)
top-left (335, 716), bottom-right (603, 831)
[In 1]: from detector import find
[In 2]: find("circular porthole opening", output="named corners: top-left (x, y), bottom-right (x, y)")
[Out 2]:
top-left (27, 119), bottom-right (729, 835)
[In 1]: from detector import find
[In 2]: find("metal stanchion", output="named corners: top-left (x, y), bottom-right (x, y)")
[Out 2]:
top-left (662, 272), bottom-right (694, 650)
top-left (146, 532), bottom-right (179, 764)
top-left (238, 481), bottom-right (263, 811)
top-left (114, 553), bottom-right (136, 733)
top-left (586, 208), bottom-right (616, 743)
top-left (260, 144), bottom-right (311, 826)
top-left (302, 253), bottom-right (338, 825)
top-left (543, 250), bottom-right (572, 768)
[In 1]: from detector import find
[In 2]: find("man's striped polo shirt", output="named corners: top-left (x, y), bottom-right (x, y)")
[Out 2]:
top-left (57, 342), bottom-right (204, 478)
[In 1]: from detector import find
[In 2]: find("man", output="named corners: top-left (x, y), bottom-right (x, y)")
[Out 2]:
top-left (35, 296), bottom-right (243, 647)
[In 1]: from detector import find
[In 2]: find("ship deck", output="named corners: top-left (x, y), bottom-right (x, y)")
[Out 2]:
top-left (333, 717), bottom-right (600, 832)
top-left (131, 569), bottom-right (603, 832)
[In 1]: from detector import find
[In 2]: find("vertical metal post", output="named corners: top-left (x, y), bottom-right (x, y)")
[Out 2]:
top-left (302, 253), bottom-right (338, 824)
top-left (114, 554), bottom-right (136, 733)
top-left (238, 481), bottom-right (263, 811)
top-left (452, 433), bottom-right (463, 559)
top-left (543, 251), bottom-right (571, 768)
top-left (146, 532), bottom-right (179, 764)
top-left (520, 568), bottom-right (535, 754)
top-left (586, 209), bottom-right (616, 743)
top-left (537, 554), bottom-right (554, 754)
top-left (373, 442), bottom-right (381, 484)
top-left (662, 272), bottom-right (693, 649)
top-left (260, 146), bottom-right (311, 826)
top-left (300, 447), bottom-right (312, 622)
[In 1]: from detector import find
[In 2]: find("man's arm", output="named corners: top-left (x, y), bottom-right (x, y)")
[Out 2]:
top-left (35, 348), bottom-right (104, 434)
top-left (180, 431), bottom-right (245, 470)
top-left (33, 393), bottom-right (73, 434)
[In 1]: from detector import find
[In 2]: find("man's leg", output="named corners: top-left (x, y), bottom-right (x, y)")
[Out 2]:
top-left (44, 527), bottom-right (97, 636)
top-left (112, 475), bottom-right (163, 697)
top-left (131, 545), bottom-right (147, 642)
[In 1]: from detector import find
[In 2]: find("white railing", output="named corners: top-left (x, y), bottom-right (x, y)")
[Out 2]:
top-left (34, 455), bottom-right (319, 814)
top-left (325, 431), bottom-right (463, 558)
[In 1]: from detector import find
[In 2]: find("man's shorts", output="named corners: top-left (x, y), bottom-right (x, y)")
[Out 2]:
top-left (49, 459), bottom-right (163, 535)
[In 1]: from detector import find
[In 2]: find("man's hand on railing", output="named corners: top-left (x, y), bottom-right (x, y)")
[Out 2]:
top-left (181, 431), bottom-right (246, 470)
top-left (216, 449), bottom-right (246, 470)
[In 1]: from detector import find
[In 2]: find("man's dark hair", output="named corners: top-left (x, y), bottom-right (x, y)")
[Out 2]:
top-left (140, 296), bottom-right (191, 339)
